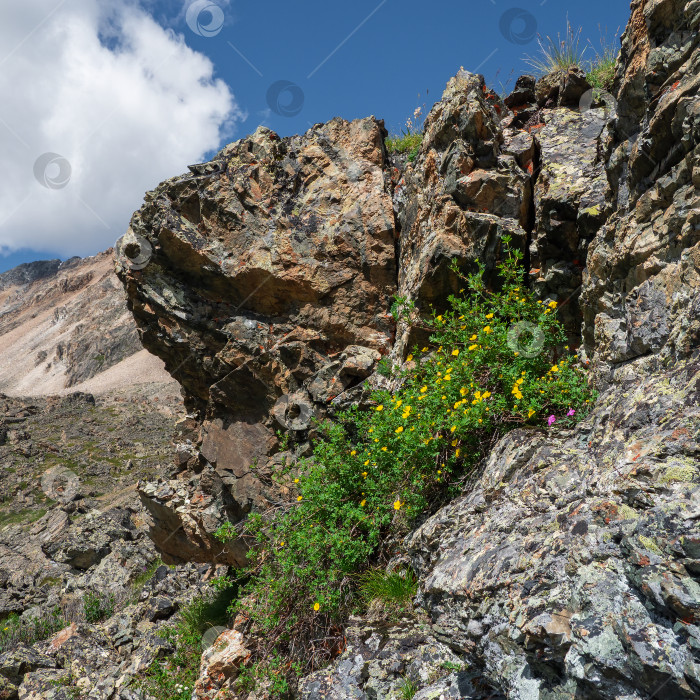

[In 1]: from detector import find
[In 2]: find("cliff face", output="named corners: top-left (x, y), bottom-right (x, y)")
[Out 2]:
top-left (0, 251), bottom-right (176, 396)
top-left (115, 0), bottom-right (700, 697)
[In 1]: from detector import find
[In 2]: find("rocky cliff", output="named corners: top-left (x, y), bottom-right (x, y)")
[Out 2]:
top-left (0, 250), bottom-right (177, 396)
top-left (98, 0), bottom-right (700, 697)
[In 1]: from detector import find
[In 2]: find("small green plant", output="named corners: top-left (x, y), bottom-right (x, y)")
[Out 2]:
top-left (398, 677), bottom-right (420, 700)
top-left (358, 568), bottom-right (417, 612)
top-left (386, 105), bottom-right (425, 156)
top-left (83, 591), bottom-right (115, 623)
top-left (441, 660), bottom-right (467, 672)
top-left (386, 132), bottom-right (423, 156)
top-left (0, 607), bottom-right (67, 653)
top-left (586, 27), bottom-right (619, 93)
top-left (524, 18), bottom-right (587, 76)
top-left (131, 558), bottom-right (163, 592)
top-left (376, 356), bottom-right (394, 378)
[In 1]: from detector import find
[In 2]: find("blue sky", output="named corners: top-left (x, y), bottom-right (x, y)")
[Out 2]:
top-left (0, 0), bottom-right (630, 274)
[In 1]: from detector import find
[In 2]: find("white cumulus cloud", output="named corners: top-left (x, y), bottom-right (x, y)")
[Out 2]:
top-left (0, 0), bottom-right (240, 257)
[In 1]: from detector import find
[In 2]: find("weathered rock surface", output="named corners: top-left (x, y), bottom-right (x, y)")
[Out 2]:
top-left (299, 616), bottom-right (503, 700)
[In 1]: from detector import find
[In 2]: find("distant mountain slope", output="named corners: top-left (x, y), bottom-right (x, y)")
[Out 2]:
top-left (0, 249), bottom-right (177, 396)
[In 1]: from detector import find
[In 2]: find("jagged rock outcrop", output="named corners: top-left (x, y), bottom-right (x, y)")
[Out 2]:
top-left (116, 118), bottom-right (399, 562)
top-left (111, 0), bottom-right (700, 697)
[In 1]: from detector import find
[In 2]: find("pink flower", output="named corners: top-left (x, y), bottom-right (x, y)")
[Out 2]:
top-left (567, 409), bottom-right (575, 417)
top-left (548, 415), bottom-right (556, 426)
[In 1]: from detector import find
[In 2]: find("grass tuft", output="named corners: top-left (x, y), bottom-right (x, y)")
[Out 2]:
top-left (358, 568), bottom-right (417, 612)
top-left (524, 19), bottom-right (587, 76)
top-left (585, 27), bottom-right (620, 93)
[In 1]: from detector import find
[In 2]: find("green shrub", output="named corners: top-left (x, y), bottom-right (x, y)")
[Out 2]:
top-left (224, 237), bottom-right (594, 693)
top-left (83, 591), bottom-right (115, 623)
top-left (386, 132), bottom-right (423, 156)
top-left (0, 607), bottom-right (67, 654)
top-left (586, 30), bottom-right (619, 93)
top-left (358, 568), bottom-right (417, 612)
top-left (524, 19), bottom-right (587, 76)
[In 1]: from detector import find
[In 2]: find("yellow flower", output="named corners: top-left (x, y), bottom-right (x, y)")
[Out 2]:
top-left (437, 315), bottom-right (443, 321)
top-left (297, 496), bottom-right (303, 501)
top-left (475, 391), bottom-right (482, 399)
top-left (450, 425), bottom-right (456, 433)
top-left (395, 399), bottom-right (402, 408)
top-left (375, 405), bottom-right (384, 411)
top-left (456, 448), bottom-right (461, 457)
top-left (362, 471), bottom-right (368, 477)
top-left (420, 385), bottom-right (427, 393)
top-left (381, 446), bottom-right (388, 451)
top-left (460, 387), bottom-right (467, 396)
top-left (478, 419), bottom-right (482, 424)
top-left (368, 428), bottom-right (374, 433)
top-left (395, 426), bottom-right (404, 433)
top-left (350, 450), bottom-right (356, 456)
top-left (313, 602), bottom-right (320, 611)
top-left (528, 409), bottom-right (535, 418)
top-left (470, 335), bottom-right (477, 341)
top-left (280, 541), bottom-right (285, 547)
top-left (548, 301), bottom-right (557, 308)
top-left (469, 345), bottom-right (478, 351)
top-left (437, 470), bottom-right (442, 475)
top-left (453, 401), bottom-right (461, 410)
top-left (406, 354), bottom-right (413, 362)
top-left (443, 374), bottom-right (451, 381)
top-left (482, 391), bottom-right (491, 399)
top-left (550, 365), bottom-right (559, 373)
top-left (364, 460), bottom-right (369, 466)
top-left (360, 499), bottom-right (366, 507)
top-left (422, 347), bottom-right (428, 352)
top-left (294, 478), bottom-right (299, 483)
top-left (452, 349), bottom-right (460, 356)
top-left (514, 351), bottom-right (520, 356)
top-left (486, 313), bottom-right (494, 319)
top-left (517, 378), bottom-right (524, 385)
top-left (483, 326), bottom-right (492, 334)
top-left (393, 499), bottom-right (402, 510)
top-left (451, 439), bottom-right (458, 447)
